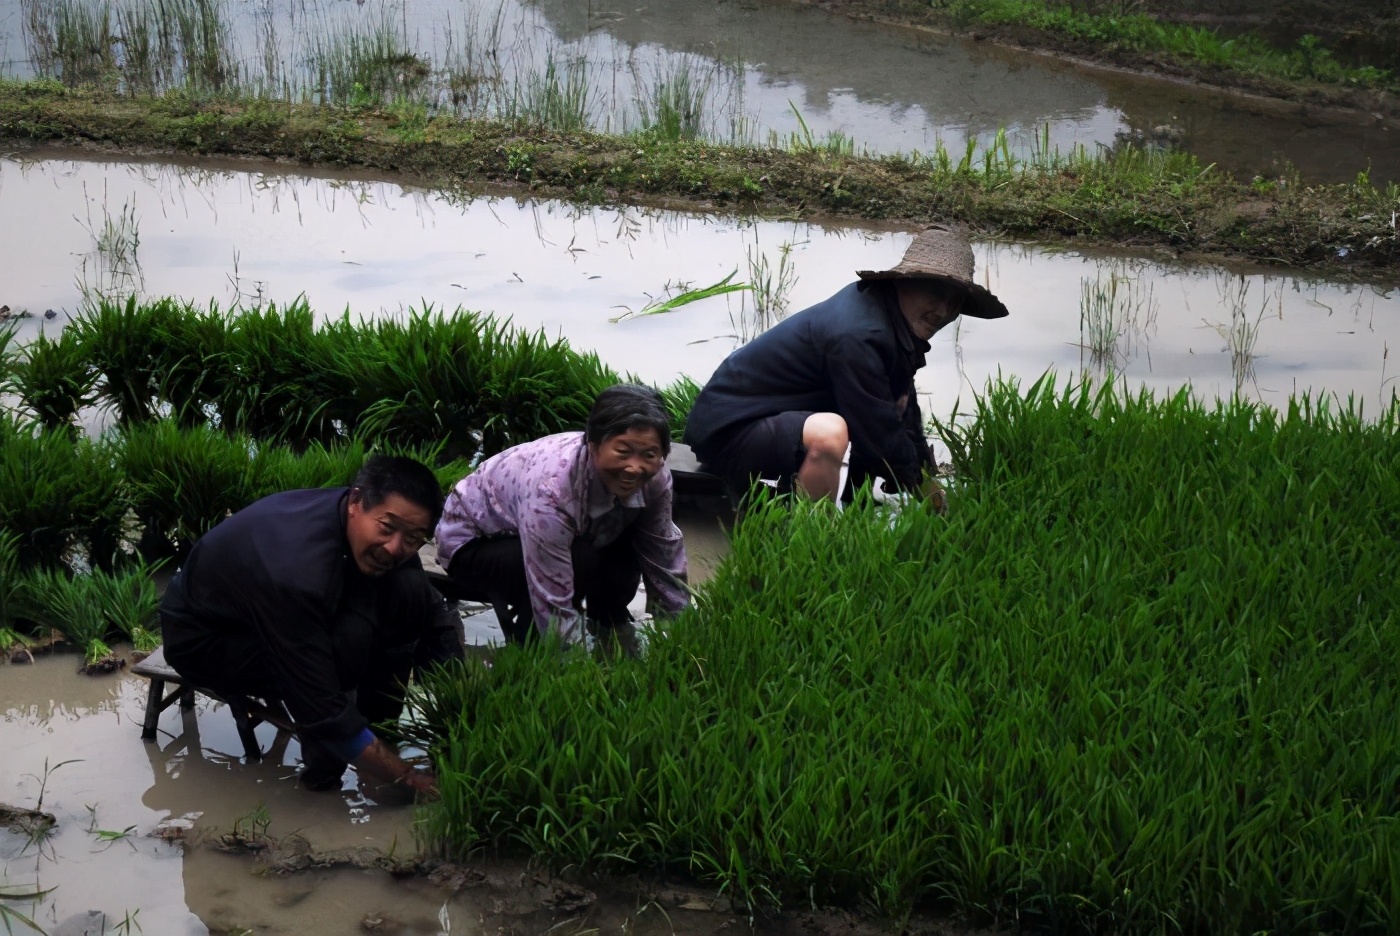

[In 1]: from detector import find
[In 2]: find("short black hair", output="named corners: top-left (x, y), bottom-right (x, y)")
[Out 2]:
top-left (585, 384), bottom-right (672, 456)
top-left (350, 454), bottom-right (444, 527)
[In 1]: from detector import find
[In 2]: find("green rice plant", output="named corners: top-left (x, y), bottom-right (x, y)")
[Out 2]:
top-left (250, 437), bottom-right (365, 499)
top-left (634, 58), bottom-right (711, 142)
top-left (657, 375), bottom-right (701, 441)
top-left (741, 241), bottom-right (799, 341)
top-left (88, 561), bottom-right (163, 652)
top-left (347, 308), bottom-right (496, 461)
top-left (1077, 262), bottom-right (1157, 374)
top-left (0, 320), bottom-right (17, 399)
top-left (71, 294), bottom-right (173, 425)
top-left (0, 884), bottom-right (52, 936)
top-left (118, 418), bottom-right (259, 558)
top-left (411, 374), bottom-right (1400, 930)
top-left (23, 567), bottom-right (119, 669)
top-left (0, 530), bottom-right (39, 659)
top-left (307, 10), bottom-right (430, 107)
top-left (500, 48), bottom-right (593, 132)
top-left (0, 415), bottom-right (124, 571)
top-left (215, 299), bottom-right (352, 445)
top-left (164, 0), bottom-right (236, 93)
top-left (1203, 273), bottom-right (1273, 394)
top-left (23, 0), bottom-right (119, 87)
top-left (8, 326), bottom-right (98, 431)
top-left (610, 273), bottom-right (750, 323)
top-left (777, 100), bottom-right (855, 157)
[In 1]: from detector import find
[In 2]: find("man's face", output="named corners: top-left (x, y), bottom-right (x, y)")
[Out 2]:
top-left (345, 491), bottom-right (433, 576)
top-left (896, 281), bottom-right (963, 341)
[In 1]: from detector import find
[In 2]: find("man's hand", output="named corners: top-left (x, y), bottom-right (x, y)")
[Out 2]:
top-left (921, 474), bottom-right (948, 516)
top-left (354, 735), bottom-right (439, 799)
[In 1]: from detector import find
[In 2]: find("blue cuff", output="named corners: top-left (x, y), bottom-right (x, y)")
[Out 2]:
top-left (326, 727), bottom-right (375, 763)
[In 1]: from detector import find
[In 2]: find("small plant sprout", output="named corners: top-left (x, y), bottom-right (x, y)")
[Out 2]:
top-left (1077, 261), bottom-right (1158, 376)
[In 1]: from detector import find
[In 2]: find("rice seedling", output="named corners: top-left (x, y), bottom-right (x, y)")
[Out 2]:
top-left (0, 415), bottom-right (124, 571)
top-left (776, 101), bottom-right (856, 157)
top-left (88, 561), bottom-right (163, 652)
top-left (306, 9), bottom-right (430, 107)
top-left (23, 567), bottom-right (121, 670)
top-left (8, 326), bottom-right (98, 431)
top-left (408, 373), bottom-right (1400, 931)
top-left (0, 884), bottom-right (51, 935)
top-left (499, 47), bottom-right (594, 132)
top-left (118, 419), bottom-right (259, 557)
top-left (633, 58), bottom-right (712, 143)
top-left (23, 0), bottom-right (119, 87)
top-left (0, 530), bottom-right (39, 660)
top-left (609, 273), bottom-right (750, 323)
top-left (1204, 273), bottom-right (1270, 394)
top-left (739, 240), bottom-right (799, 341)
top-left (1077, 261), bottom-right (1158, 374)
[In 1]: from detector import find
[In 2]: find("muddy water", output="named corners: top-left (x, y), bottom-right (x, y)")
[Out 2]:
top-left (0, 0), bottom-right (1392, 182)
top-left (2, 153), bottom-right (1397, 427)
top-left (0, 506), bottom-right (734, 936)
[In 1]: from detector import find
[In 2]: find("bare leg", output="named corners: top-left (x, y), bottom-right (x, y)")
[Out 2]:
top-left (797, 412), bottom-right (849, 501)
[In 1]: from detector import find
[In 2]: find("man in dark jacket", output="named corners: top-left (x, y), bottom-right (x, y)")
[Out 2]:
top-left (159, 455), bottom-right (463, 796)
top-left (684, 226), bottom-right (1009, 501)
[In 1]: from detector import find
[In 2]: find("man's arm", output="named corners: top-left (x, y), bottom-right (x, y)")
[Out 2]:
top-left (827, 338), bottom-right (924, 489)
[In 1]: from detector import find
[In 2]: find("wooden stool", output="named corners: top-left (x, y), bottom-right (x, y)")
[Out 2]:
top-left (132, 646), bottom-right (294, 762)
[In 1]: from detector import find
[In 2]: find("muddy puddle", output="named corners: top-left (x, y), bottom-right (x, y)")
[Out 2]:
top-left (0, 0), bottom-right (1393, 182)
top-left (2, 153), bottom-right (1397, 433)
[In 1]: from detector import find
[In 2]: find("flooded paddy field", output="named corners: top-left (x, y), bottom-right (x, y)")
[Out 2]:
top-left (0, 0), bottom-right (1393, 183)
top-left (2, 152), bottom-right (1397, 428)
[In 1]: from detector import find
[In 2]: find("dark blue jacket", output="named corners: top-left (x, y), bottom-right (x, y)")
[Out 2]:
top-left (684, 281), bottom-right (932, 489)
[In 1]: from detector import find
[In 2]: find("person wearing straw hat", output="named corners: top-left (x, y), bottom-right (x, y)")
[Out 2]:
top-left (684, 225), bottom-right (1009, 503)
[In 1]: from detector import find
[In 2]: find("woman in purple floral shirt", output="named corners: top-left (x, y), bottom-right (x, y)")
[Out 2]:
top-left (436, 384), bottom-right (690, 649)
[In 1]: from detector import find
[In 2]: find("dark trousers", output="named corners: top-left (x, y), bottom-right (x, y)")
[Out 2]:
top-left (443, 530), bottom-right (640, 645)
top-left (163, 576), bottom-right (447, 782)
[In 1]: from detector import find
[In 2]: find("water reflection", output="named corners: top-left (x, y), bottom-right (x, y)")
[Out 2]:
top-left (2, 154), bottom-right (1397, 425)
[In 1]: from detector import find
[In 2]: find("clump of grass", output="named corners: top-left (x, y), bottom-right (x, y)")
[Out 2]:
top-left (307, 10), bottom-right (430, 107)
top-left (932, 0), bottom-right (1395, 90)
top-left (634, 58), bottom-right (711, 143)
top-left (500, 47), bottom-right (594, 132)
top-left (0, 530), bottom-right (39, 659)
top-left (1204, 273), bottom-right (1274, 394)
top-left (410, 373), bottom-right (1400, 931)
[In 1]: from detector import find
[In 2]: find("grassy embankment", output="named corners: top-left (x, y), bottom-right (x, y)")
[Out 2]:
top-left (1, 78), bottom-right (1397, 281)
top-left (410, 376), bottom-right (1400, 933)
top-left (0, 296), bottom-right (696, 666)
top-left (810, 0), bottom-right (1399, 108)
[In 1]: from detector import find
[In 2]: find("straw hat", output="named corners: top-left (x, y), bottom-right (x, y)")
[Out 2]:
top-left (857, 225), bottom-right (1009, 320)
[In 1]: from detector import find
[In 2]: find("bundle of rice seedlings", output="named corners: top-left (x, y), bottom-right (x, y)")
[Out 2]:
top-left (88, 562), bottom-right (163, 656)
top-left (0, 530), bottom-right (39, 662)
top-left (8, 327), bottom-right (98, 431)
top-left (0, 415), bottom-right (109, 570)
top-left (119, 419), bottom-right (259, 558)
top-left (23, 568), bottom-right (121, 673)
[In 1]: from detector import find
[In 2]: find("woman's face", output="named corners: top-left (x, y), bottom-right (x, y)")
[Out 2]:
top-left (590, 426), bottom-right (665, 499)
